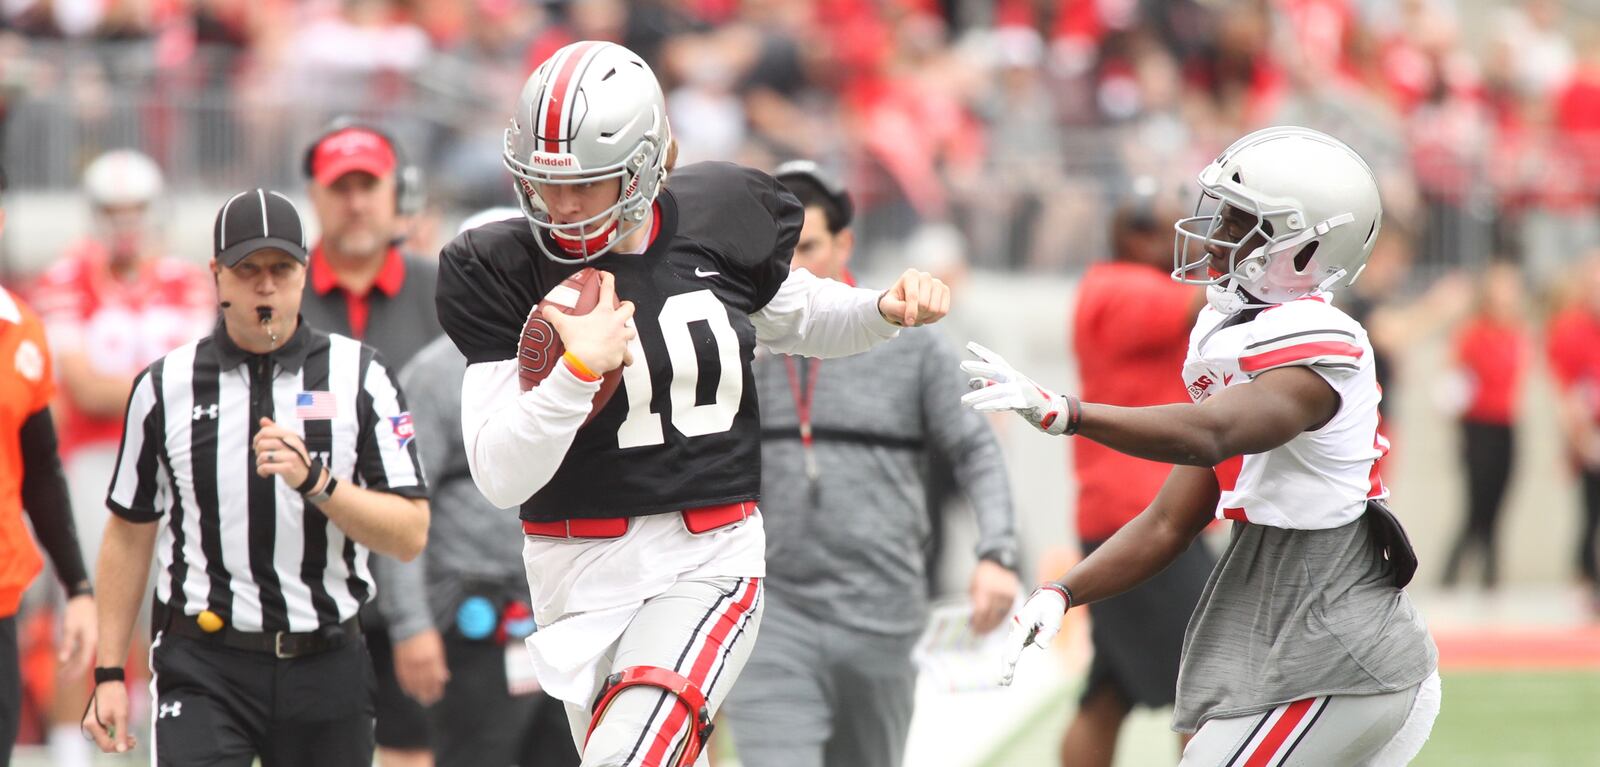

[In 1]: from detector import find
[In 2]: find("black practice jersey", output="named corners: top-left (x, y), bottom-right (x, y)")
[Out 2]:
top-left (437, 162), bottom-right (803, 522)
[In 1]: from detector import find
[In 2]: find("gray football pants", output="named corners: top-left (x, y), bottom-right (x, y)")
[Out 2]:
top-left (565, 576), bottom-right (763, 767)
top-left (722, 593), bottom-right (919, 767)
top-left (1179, 670), bottom-right (1442, 766)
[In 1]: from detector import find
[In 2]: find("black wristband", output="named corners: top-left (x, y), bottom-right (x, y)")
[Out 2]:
top-left (93, 667), bottom-right (125, 684)
top-left (1063, 396), bottom-right (1083, 436)
top-left (295, 458), bottom-right (325, 495)
top-left (67, 580), bottom-right (93, 599)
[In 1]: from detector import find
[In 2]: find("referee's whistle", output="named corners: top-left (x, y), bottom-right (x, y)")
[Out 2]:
top-left (197, 610), bottom-right (224, 633)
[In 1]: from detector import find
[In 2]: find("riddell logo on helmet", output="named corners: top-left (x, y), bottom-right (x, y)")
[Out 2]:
top-left (530, 153), bottom-right (578, 168)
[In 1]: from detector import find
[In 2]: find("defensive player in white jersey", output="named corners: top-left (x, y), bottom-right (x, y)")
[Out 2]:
top-left (965, 127), bottom-right (1439, 765)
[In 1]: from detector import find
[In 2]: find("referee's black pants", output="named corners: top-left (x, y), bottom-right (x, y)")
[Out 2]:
top-left (151, 631), bottom-right (375, 766)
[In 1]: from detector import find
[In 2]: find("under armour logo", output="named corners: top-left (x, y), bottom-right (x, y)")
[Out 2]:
top-left (158, 701), bottom-right (182, 719)
top-left (192, 404), bottom-right (219, 421)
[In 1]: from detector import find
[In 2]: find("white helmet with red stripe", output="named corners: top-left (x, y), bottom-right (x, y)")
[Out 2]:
top-left (504, 40), bottom-right (671, 264)
top-left (1172, 126), bottom-right (1382, 314)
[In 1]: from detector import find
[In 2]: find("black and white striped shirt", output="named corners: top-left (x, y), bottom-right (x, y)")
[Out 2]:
top-left (107, 318), bottom-right (426, 632)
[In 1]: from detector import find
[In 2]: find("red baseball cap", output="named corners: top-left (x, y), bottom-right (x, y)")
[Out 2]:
top-left (309, 127), bottom-right (397, 185)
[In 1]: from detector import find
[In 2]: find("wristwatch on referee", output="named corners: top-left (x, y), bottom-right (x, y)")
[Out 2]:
top-left (297, 459), bottom-right (338, 506)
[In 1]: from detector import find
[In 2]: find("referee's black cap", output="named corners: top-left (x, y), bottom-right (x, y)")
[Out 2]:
top-left (214, 189), bottom-right (309, 266)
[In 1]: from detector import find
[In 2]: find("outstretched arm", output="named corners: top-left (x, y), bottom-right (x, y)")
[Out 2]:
top-left (1073, 368), bottom-right (1338, 466)
top-left (753, 268), bottom-right (948, 358)
top-left (961, 342), bottom-right (1339, 464)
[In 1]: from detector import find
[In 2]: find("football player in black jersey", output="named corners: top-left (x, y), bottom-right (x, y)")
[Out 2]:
top-left (435, 41), bottom-right (949, 767)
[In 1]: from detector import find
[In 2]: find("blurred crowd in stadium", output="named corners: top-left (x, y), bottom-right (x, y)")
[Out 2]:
top-left (0, 0), bottom-right (1598, 763)
top-left (0, 0), bottom-right (1595, 281)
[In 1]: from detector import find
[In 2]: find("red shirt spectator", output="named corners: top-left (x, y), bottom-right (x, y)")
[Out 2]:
top-left (27, 240), bottom-right (212, 456)
top-left (1548, 305), bottom-right (1600, 424)
top-left (1553, 59), bottom-right (1600, 206)
top-left (1454, 316), bottom-right (1526, 425)
top-left (1071, 261), bottom-right (1197, 541)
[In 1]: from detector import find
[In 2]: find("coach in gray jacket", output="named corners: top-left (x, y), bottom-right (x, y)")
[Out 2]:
top-left (723, 163), bottom-right (1020, 767)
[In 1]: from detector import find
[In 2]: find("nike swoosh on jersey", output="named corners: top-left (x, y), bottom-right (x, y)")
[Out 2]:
top-left (694, 268), bottom-right (720, 278)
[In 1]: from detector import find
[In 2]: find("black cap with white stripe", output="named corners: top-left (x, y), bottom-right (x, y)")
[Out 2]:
top-left (214, 189), bottom-right (309, 266)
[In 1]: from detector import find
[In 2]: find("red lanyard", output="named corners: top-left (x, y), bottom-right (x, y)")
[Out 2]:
top-left (783, 356), bottom-right (821, 479)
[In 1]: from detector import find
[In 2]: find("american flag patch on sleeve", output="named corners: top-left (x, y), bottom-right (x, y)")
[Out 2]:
top-left (296, 391), bottom-right (338, 420)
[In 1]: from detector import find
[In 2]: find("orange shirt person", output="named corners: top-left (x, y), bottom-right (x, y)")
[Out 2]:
top-left (1059, 190), bottom-right (1208, 767)
top-left (0, 281), bottom-right (95, 761)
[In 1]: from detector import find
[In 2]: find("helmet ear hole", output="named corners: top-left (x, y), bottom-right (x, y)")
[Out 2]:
top-left (1294, 241), bottom-right (1320, 273)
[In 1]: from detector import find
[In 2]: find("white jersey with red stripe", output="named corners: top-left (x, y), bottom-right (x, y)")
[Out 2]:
top-left (1181, 295), bottom-right (1387, 530)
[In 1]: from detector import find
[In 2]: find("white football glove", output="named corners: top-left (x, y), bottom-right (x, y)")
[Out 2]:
top-left (999, 585), bottom-right (1069, 686)
top-left (960, 342), bottom-right (1074, 435)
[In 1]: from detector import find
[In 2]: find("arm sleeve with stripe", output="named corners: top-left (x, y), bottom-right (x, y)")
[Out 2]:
top-left (353, 355), bottom-right (428, 497)
top-left (106, 367), bottom-right (165, 522)
top-left (19, 407), bottom-right (89, 592)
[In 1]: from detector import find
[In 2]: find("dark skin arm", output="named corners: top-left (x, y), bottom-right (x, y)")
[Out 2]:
top-left (1054, 464), bottom-right (1218, 605)
top-left (1052, 366), bottom-right (1340, 605)
top-left (1076, 366), bottom-right (1341, 468)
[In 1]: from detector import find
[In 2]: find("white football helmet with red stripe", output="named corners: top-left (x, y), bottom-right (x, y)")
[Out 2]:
top-left (505, 40), bottom-right (671, 264)
top-left (1173, 127), bottom-right (1381, 314)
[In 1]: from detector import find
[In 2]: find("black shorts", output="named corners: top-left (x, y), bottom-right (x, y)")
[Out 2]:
top-left (366, 626), bottom-right (434, 750)
top-left (1081, 536), bottom-right (1215, 709)
top-left (150, 630), bottom-right (375, 766)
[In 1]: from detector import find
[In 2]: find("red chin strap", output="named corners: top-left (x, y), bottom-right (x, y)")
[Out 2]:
top-left (554, 218), bottom-right (619, 258)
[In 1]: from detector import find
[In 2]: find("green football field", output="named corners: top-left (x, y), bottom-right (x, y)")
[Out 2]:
top-left (977, 670), bottom-right (1600, 766)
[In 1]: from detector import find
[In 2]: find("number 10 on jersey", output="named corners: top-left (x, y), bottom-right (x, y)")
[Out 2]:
top-left (615, 290), bottom-right (743, 448)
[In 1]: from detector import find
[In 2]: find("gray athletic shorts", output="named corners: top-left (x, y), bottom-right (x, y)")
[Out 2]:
top-left (1178, 670), bottom-right (1441, 766)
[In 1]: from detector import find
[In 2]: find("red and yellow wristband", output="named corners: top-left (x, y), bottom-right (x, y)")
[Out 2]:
top-left (562, 351), bottom-right (603, 383)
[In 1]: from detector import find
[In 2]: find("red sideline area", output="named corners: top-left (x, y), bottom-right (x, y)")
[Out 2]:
top-left (1433, 626), bottom-right (1600, 670)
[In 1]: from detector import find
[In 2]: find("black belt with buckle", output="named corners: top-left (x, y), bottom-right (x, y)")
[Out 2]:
top-left (164, 613), bottom-right (361, 659)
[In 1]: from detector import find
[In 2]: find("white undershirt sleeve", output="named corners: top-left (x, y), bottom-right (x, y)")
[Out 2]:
top-left (751, 268), bottom-right (899, 358)
top-left (461, 358), bottom-right (600, 509)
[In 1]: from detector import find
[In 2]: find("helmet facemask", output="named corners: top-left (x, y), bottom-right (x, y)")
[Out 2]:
top-left (1173, 185), bottom-right (1354, 312)
top-left (504, 130), bottom-right (664, 264)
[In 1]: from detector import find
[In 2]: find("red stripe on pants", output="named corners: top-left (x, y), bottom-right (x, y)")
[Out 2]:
top-left (1243, 697), bottom-right (1316, 767)
top-left (642, 578), bottom-right (761, 766)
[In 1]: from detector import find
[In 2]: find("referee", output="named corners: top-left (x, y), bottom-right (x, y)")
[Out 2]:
top-left (82, 190), bottom-right (429, 764)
